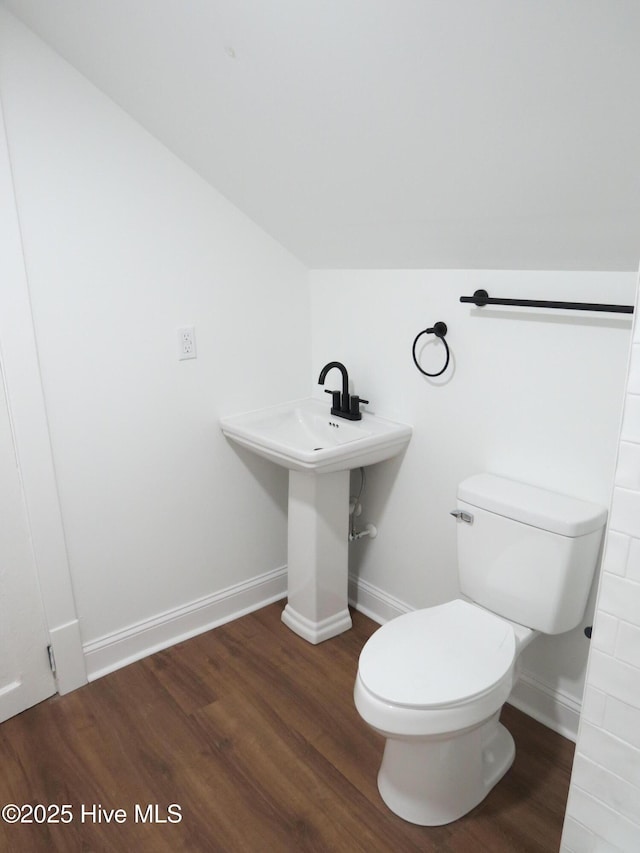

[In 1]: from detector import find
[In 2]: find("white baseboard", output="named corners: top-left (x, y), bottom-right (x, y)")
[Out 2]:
top-left (50, 619), bottom-right (88, 694)
top-left (348, 574), bottom-right (412, 624)
top-left (508, 670), bottom-right (581, 742)
top-left (83, 566), bottom-right (287, 681)
top-left (348, 573), bottom-right (581, 742)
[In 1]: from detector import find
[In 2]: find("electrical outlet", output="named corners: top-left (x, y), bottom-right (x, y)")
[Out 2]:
top-left (178, 326), bottom-right (197, 360)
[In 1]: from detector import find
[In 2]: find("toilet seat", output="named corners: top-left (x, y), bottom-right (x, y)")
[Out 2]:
top-left (358, 599), bottom-right (516, 710)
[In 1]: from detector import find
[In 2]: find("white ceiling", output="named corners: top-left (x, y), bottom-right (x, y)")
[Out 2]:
top-left (2, 0), bottom-right (639, 270)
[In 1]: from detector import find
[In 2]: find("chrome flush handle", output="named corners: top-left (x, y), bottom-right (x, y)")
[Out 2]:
top-left (450, 510), bottom-right (474, 523)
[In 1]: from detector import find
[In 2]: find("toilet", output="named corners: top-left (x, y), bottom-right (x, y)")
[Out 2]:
top-left (354, 473), bottom-right (607, 826)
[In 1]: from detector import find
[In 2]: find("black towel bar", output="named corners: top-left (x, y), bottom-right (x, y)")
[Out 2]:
top-left (460, 289), bottom-right (634, 314)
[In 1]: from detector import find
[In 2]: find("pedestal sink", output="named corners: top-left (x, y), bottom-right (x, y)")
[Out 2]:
top-left (220, 398), bottom-right (412, 643)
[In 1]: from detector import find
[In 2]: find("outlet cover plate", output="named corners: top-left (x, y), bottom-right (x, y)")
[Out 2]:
top-left (178, 326), bottom-right (197, 360)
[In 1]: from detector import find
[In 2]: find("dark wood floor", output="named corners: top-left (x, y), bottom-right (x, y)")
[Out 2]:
top-left (0, 602), bottom-right (574, 852)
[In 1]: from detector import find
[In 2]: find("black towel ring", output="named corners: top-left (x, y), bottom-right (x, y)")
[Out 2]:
top-left (412, 321), bottom-right (450, 377)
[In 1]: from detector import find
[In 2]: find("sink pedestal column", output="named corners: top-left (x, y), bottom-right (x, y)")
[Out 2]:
top-left (281, 469), bottom-right (352, 644)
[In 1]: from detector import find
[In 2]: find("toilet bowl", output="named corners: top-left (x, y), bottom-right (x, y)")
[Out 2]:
top-left (354, 599), bottom-right (536, 825)
top-left (354, 473), bottom-right (607, 826)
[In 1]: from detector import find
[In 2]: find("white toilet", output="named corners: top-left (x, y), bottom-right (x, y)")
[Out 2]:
top-left (354, 473), bottom-right (607, 826)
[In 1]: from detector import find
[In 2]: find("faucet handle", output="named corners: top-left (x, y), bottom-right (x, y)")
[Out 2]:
top-left (324, 389), bottom-right (341, 411)
top-left (349, 395), bottom-right (369, 418)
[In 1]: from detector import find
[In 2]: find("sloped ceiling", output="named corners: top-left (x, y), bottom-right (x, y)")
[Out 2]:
top-left (2, 0), bottom-right (639, 270)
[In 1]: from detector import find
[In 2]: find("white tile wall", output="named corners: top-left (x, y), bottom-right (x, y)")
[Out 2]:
top-left (590, 612), bottom-right (618, 656)
top-left (620, 394), bottom-right (640, 443)
top-left (566, 787), bottom-right (640, 851)
top-left (596, 575), bottom-right (640, 627)
top-left (580, 685), bottom-right (607, 727)
top-left (626, 345), bottom-right (640, 395)
top-left (609, 488), bottom-right (640, 538)
top-left (615, 443), bottom-right (640, 491)
top-left (562, 283), bottom-right (640, 852)
top-left (626, 539), bottom-right (640, 583)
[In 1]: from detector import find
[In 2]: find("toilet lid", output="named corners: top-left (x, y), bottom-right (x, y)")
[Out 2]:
top-left (358, 600), bottom-right (516, 709)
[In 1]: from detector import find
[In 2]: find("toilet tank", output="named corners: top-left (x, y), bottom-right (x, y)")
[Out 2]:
top-left (455, 474), bottom-right (607, 634)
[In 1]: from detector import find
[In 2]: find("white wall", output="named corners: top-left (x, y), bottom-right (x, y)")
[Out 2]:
top-left (562, 279), bottom-right (640, 851)
top-left (0, 11), bottom-right (310, 665)
top-left (311, 269), bottom-right (635, 735)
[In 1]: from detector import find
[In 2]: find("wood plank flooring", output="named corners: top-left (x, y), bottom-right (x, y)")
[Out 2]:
top-left (0, 602), bottom-right (574, 852)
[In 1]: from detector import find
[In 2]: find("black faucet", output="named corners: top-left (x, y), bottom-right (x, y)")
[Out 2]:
top-left (318, 361), bottom-right (368, 421)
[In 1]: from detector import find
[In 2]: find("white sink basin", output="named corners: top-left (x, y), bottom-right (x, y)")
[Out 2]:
top-left (220, 397), bottom-right (412, 473)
